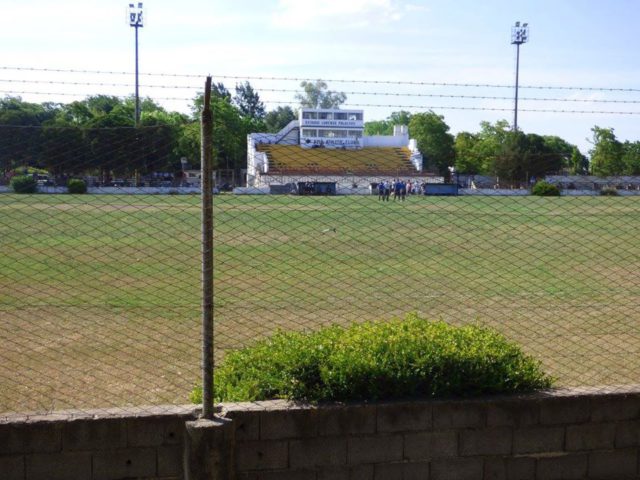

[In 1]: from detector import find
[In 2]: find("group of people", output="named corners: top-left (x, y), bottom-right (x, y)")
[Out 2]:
top-left (377, 179), bottom-right (419, 201)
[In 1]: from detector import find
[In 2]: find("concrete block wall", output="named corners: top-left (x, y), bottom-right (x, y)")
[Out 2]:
top-left (223, 387), bottom-right (640, 480)
top-left (0, 405), bottom-right (199, 480)
top-left (4, 388), bottom-right (640, 479)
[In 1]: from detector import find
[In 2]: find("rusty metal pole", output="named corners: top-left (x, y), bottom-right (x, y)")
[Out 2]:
top-left (201, 76), bottom-right (214, 419)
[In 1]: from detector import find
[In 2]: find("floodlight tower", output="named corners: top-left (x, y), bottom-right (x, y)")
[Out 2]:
top-left (128, 2), bottom-right (144, 127)
top-left (511, 21), bottom-right (529, 132)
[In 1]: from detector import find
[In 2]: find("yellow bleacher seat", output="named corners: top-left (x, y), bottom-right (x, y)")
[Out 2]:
top-left (256, 145), bottom-right (417, 175)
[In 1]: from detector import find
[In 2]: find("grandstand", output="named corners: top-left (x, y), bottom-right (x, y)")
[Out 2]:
top-left (247, 108), bottom-right (439, 191)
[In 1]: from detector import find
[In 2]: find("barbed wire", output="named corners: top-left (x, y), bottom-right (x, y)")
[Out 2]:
top-left (1, 90), bottom-right (639, 115)
top-left (2, 79), bottom-right (640, 105)
top-left (2, 66), bottom-right (640, 92)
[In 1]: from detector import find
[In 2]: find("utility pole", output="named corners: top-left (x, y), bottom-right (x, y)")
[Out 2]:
top-left (511, 21), bottom-right (529, 132)
top-left (128, 3), bottom-right (144, 127)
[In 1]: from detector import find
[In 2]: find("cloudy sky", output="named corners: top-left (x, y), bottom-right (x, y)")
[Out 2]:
top-left (1, 0), bottom-right (639, 153)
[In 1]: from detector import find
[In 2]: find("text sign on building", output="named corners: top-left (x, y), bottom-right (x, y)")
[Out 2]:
top-left (302, 120), bottom-right (361, 128)
top-left (299, 109), bottom-right (364, 129)
top-left (301, 137), bottom-right (362, 148)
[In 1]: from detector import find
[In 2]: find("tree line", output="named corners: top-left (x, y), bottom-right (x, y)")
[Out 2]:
top-left (368, 110), bottom-right (640, 181)
top-left (1, 80), bottom-right (638, 181)
top-left (0, 82), bottom-right (295, 178)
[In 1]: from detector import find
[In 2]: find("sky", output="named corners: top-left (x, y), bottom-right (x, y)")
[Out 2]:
top-left (1, 0), bottom-right (639, 154)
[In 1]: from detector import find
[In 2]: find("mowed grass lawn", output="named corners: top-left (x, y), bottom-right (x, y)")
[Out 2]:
top-left (1, 193), bottom-right (640, 413)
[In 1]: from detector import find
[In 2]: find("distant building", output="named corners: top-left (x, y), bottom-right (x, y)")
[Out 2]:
top-left (247, 108), bottom-right (436, 190)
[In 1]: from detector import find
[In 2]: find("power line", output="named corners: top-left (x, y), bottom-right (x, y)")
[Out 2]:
top-left (2, 66), bottom-right (640, 92)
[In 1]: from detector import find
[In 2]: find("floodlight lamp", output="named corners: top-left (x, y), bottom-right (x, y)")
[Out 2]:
top-left (511, 22), bottom-right (529, 45)
top-left (128, 2), bottom-right (144, 28)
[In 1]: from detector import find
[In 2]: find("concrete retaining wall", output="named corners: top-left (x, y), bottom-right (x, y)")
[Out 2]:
top-left (3, 387), bottom-right (640, 479)
top-left (0, 405), bottom-right (200, 480)
top-left (222, 386), bottom-right (640, 480)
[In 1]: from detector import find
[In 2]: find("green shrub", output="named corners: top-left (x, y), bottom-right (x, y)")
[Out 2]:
top-left (10, 175), bottom-right (38, 194)
top-left (67, 178), bottom-right (87, 194)
top-left (599, 187), bottom-right (619, 196)
top-left (531, 180), bottom-right (560, 196)
top-left (191, 315), bottom-right (553, 403)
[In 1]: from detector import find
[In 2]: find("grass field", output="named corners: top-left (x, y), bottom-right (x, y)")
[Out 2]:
top-left (1, 193), bottom-right (640, 413)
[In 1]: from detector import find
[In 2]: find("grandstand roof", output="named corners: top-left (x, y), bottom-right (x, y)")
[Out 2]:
top-left (256, 144), bottom-right (419, 176)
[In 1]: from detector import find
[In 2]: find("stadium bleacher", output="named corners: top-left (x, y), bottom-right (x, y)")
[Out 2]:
top-left (256, 144), bottom-right (417, 176)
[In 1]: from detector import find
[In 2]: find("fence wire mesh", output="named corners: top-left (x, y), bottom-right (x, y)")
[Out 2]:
top-left (1, 73), bottom-right (640, 417)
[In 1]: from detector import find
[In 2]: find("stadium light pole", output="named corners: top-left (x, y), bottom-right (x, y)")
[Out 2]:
top-left (128, 3), bottom-right (144, 127)
top-left (511, 21), bottom-right (529, 132)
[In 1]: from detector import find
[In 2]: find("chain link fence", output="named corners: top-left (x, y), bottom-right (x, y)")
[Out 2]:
top-left (1, 76), bottom-right (640, 417)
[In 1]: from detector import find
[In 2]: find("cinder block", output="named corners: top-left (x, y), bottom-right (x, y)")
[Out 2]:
top-left (318, 405), bottom-right (376, 436)
top-left (158, 445), bottom-right (183, 477)
top-left (459, 427), bottom-right (512, 456)
top-left (402, 461), bottom-right (431, 480)
top-left (20, 423), bottom-right (63, 454)
top-left (316, 466), bottom-right (349, 480)
top-left (351, 465), bottom-right (376, 480)
top-left (536, 453), bottom-right (588, 480)
top-left (224, 410), bottom-right (260, 441)
top-left (25, 452), bottom-right (92, 480)
top-left (347, 435), bottom-right (403, 465)
top-left (588, 449), bottom-right (638, 479)
top-left (0, 426), bottom-right (23, 455)
top-left (126, 416), bottom-right (184, 447)
top-left (92, 447), bottom-right (157, 480)
top-left (486, 401), bottom-right (539, 427)
top-left (236, 473), bottom-right (259, 480)
top-left (289, 437), bottom-right (347, 468)
top-left (260, 409), bottom-right (318, 440)
top-left (540, 398), bottom-right (590, 425)
top-left (513, 426), bottom-right (564, 454)
top-left (565, 423), bottom-right (616, 451)
top-left (591, 395), bottom-right (640, 422)
top-left (483, 456), bottom-right (535, 480)
top-left (0, 455), bottom-right (25, 480)
top-left (430, 458), bottom-right (483, 480)
top-left (235, 440), bottom-right (288, 471)
top-left (377, 402), bottom-right (432, 432)
top-left (373, 462), bottom-right (405, 480)
top-left (616, 420), bottom-right (640, 447)
top-left (432, 402), bottom-right (485, 429)
top-left (404, 430), bottom-right (458, 460)
top-left (62, 419), bottom-right (126, 451)
top-left (258, 470), bottom-right (317, 480)
top-left (317, 465), bottom-right (374, 480)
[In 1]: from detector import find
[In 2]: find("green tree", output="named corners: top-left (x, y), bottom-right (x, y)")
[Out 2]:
top-left (622, 141), bottom-right (640, 175)
top-left (472, 120), bottom-right (512, 174)
top-left (454, 131), bottom-right (482, 174)
top-left (408, 111), bottom-right (455, 175)
top-left (389, 110), bottom-right (412, 126)
top-left (589, 126), bottom-right (624, 176)
top-left (295, 80), bottom-right (346, 109)
top-left (569, 147), bottom-right (589, 175)
top-left (234, 81), bottom-right (266, 120)
top-left (364, 119), bottom-right (392, 136)
top-left (264, 106), bottom-right (296, 133)
top-left (542, 135), bottom-right (574, 171)
top-left (492, 130), bottom-right (527, 181)
top-left (364, 111), bottom-right (412, 136)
